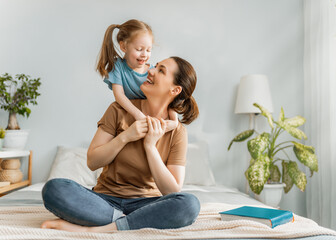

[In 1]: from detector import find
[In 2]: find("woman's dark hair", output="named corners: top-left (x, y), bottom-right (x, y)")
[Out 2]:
top-left (96, 19), bottom-right (153, 78)
top-left (169, 56), bottom-right (199, 125)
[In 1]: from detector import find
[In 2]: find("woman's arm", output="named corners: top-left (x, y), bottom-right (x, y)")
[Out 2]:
top-left (112, 84), bottom-right (146, 120)
top-left (87, 119), bottom-right (148, 171)
top-left (144, 117), bottom-right (185, 195)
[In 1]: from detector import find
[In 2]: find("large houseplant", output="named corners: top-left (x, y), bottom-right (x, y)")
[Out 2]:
top-left (0, 73), bottom-right (41, 130)
top-left (228, 103), bottom-right (318, 196)
top-left (0, 73), bottom-right (41, 149)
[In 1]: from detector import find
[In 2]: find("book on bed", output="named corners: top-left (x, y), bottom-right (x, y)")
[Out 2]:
top-left (219, 206), bottom-right (294, 228)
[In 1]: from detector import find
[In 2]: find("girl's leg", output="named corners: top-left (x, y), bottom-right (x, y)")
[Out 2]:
top-left (115, 192), bottom-right (200, 230)
top-left (42, 178), bottom-right (122, 226)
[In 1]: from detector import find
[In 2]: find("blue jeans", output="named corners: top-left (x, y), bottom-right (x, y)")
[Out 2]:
top-left (42, 178), bottom-right (200, 230)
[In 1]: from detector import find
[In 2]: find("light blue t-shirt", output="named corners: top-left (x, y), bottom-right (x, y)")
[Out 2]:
top-left (103, 58), bottom-right (154, 99)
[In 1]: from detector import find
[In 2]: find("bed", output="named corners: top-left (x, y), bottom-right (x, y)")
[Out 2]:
top-left (0, 144), bottom-right (335, 240)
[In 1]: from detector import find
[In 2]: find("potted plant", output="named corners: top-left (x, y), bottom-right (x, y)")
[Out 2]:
top-left (228, 103), bottom-right (318, 207)
top-left (0, 73), bottom-right (41, 149)
top-left (0, 128), bottom-right (5, 150)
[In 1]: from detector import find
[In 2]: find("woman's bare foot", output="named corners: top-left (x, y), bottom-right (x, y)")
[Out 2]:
top-left (41, 219), bottom-right (89, 232)
top-left (41, 219), bottom-right (118, 233)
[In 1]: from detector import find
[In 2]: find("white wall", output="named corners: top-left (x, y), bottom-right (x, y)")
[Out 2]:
top-left (0, 0), bottom-right (305, 215)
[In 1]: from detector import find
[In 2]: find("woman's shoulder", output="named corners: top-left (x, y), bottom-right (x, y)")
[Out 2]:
top-left (171, 122), bottom-right (187, 139)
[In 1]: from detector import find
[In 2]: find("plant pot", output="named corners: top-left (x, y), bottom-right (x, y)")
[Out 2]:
top-left (255, 183), bottom-right (286, 208)
top-left (3, 130), bottom-right (30, 150)
top-left (0, 138), bottom-right (3, 150)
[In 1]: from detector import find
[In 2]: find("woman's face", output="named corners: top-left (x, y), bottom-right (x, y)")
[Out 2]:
top-left (141, 58), bottom-right (179, 99)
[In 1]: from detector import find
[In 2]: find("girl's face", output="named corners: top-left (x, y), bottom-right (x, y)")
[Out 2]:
top-left (120, 32), bottom-right (153, 72)
top-left (141, 58), bottom-right (181, 100)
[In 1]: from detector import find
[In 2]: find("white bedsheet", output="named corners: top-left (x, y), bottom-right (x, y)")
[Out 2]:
top-left (1, 183), bottom-right (335, 240)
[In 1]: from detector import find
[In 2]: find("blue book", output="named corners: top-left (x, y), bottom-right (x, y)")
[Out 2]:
top-left (219, 206), bottom-right (294, 228)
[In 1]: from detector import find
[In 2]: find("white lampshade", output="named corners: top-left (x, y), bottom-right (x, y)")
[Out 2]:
top-left (235, 74), bottom-right (273, 114)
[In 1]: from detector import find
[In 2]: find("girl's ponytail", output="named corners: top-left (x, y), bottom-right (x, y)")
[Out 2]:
top-left (169, 57), bottom-right (199, 125)
top-left (96, 24), bottom-right (121, 78)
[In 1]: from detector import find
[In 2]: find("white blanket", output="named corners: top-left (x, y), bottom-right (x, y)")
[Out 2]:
top-left (0, 203), bottom-right (335, 240)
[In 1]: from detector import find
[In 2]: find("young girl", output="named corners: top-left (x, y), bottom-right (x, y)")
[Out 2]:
top-left (96, 19), bottom-right (178, 130)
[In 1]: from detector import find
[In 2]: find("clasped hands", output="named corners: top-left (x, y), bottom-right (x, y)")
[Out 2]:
top-left (125, 116), bottom-right (167, 147)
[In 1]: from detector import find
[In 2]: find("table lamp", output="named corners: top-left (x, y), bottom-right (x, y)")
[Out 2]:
top-left (235, 74), bottom-right (273, 129)
top-left (234, 74), bottom-right (273, 194)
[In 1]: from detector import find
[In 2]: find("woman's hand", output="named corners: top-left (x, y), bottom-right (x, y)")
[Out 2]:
top-left (123, 119), bottom-right (148, 142)
top-left (144, 116), bottom-right (167, 148)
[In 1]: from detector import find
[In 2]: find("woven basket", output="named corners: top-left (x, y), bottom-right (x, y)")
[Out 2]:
top-left (1, 159), bottom-right (21, 170)
top-left (0, 169), bottom-right (23, 183)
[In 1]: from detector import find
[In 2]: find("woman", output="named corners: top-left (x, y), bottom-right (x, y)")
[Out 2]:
top-left (41, 56), bottom-right (200, 232)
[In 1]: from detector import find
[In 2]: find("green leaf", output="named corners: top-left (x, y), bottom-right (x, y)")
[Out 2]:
top-left (249, 158), bottom-right (256, 166)
top-left (288, 161), bottom-right (307, 192)
top-left (228, 129), bottom-right (254, 150)
top-left (253, 103), bottom-right (274, 129)
top-left (282, 161), bottom-right (294, 193)
top-left (284, 116), bottom-right (306, 128)
top-left (278, 107), bottom-right (285, 123)
top-left (292, 142), bottom-right (318, 173)
top-left (247, 132), bottom-right (270, 159)
top-left (246, 154), bottom-right (271, 194)
top-left (0, 128), bottom-right (5, 138)
top-left (277, 112), bottom-right (307, 140)
top-left (278, 120), bottom-right (307, 140)
top-left (289, 128), bottom-right (308, 140)
top-left (269, 164), bottom-right (281, 182)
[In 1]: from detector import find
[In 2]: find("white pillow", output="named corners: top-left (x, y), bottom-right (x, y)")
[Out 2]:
top-left (48, 143), bottom-right (216, 188)
top-left (48, 146), bottom-right (101, 188)
top-left (184, 141), bottom-right (216, 186)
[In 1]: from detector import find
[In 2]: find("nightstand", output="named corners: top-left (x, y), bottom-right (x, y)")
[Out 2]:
top-left (0, 150), bottom-right (32, 196)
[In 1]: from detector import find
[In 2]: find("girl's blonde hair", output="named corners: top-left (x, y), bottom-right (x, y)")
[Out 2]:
top-left (96, 19), bottom-right (153, 78)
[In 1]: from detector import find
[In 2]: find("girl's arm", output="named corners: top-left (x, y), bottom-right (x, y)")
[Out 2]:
top-left (112, 84), bottom-right (146, 120)
top-left (87, 119), bottom-right (148, 171)
top-left (165, 109), bottom-right (179, 132)
top-left (143, 117), bottom-right (185, 195)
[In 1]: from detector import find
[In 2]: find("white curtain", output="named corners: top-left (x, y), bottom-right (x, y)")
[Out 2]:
top-left (304, 0), bottom-right (336, 230)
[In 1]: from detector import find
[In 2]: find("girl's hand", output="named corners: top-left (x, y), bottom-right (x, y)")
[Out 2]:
top-left (165, 109), bottom-right (178, 132)
top-left (165, 119), bottom-right (178, 132)
top-left (144, 116), bottom-right (167, 148)
top-left (123, 119), bottom-right (148, 142)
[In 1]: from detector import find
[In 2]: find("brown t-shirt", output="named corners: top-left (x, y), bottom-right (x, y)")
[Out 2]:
top-left (93, 99), bottom-right (188, 198)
